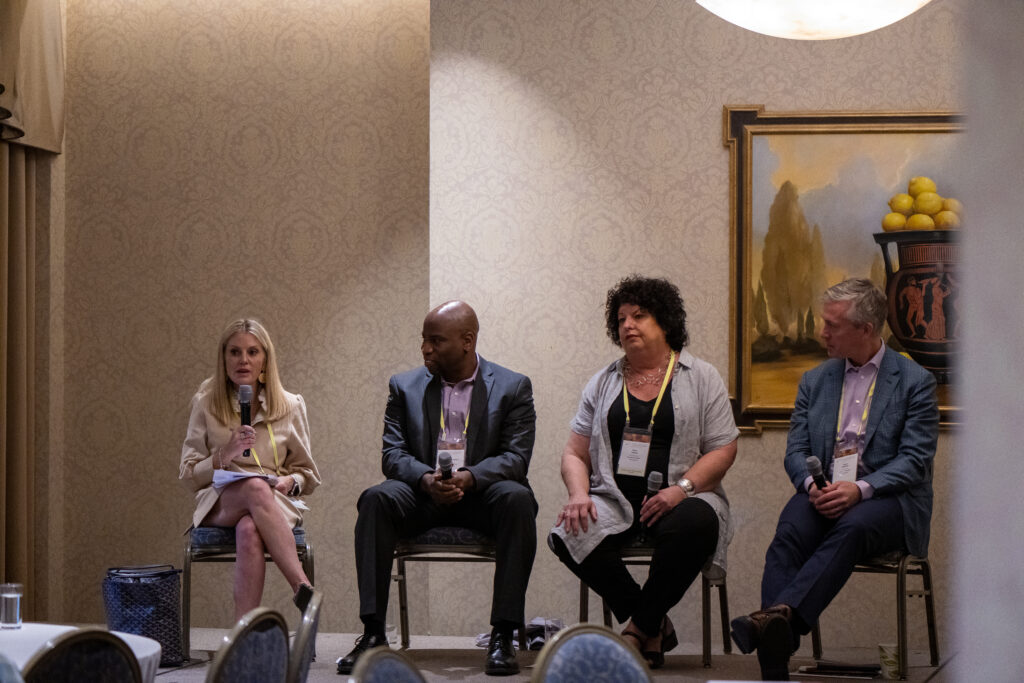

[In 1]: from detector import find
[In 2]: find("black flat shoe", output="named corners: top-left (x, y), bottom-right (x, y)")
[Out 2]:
top-left (484, 629), bottom-right (519, 676)
top-left (336, 632), bottom-right (388, 675)
top-left (293, 583), bottom-right (314, 613)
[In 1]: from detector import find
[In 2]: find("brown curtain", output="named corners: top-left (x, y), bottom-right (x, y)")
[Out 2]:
top-left (1, 141), bottom-right (37, 593)
top-left (1, 1), bottom-right (63, 620)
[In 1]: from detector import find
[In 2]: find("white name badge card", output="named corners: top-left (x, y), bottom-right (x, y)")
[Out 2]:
top-left (437, 444), bottom-right (466, 471)
top-left (617, 427), bottom-right (651, 477)
top-left (832, 441), bottom-right (859, 483)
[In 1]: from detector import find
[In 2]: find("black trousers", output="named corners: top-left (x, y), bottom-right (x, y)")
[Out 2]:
top-left (354, 478), bottom-right (538, 628)
top-left (550, 496), bottom-right (719, 637)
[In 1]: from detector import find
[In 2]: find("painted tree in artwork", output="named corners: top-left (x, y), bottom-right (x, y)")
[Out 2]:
top-left (753, 281), bottom-right (770, 338)
top-left (761, 181), bottom-right (826, 342)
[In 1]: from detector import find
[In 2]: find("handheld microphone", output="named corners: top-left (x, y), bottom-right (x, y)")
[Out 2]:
top-left (239, 384), bottom-right (253, 457)
top-left (639, 471), bottom-right (664, 541)
top-left (646, 471), bottom-right (663, 499)
top-left (806, 456), bottom-right (828, 491)
top-left (438, 452), bottom-right (453, 480)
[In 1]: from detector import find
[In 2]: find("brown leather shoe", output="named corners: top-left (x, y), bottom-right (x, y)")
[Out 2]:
top-left (729, 604), bottom-right (792, 654)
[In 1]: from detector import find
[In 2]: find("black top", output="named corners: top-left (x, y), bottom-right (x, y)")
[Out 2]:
top-left (608, 379), bottom-right (675, 516)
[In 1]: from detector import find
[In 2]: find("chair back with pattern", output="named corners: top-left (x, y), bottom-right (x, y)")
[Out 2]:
top-left (0, 653), bottom-right (24, 683)
top-left (531, 623), bottom-right (652, 683)
top-left (350, 647), bottom-right (426, 683)
top-left (206, 607), bottom-right (288, 683)
top-left (287, 589), bottom-right (323, 683)
top-left (22, 628), bottom-right (142, 683)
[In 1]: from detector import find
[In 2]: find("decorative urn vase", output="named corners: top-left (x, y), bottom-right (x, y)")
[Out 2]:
top-left (874, 230), bottom-right (958, 383)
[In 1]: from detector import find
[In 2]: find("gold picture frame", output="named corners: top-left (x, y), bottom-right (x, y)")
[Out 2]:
top-left (723, 105), bottom-right (962, 432)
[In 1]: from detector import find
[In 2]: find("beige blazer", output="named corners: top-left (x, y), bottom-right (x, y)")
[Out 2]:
top-left (179, 378), bottom-right (321, 529)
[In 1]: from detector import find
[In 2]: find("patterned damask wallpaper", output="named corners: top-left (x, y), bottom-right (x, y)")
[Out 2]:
top-left (52, 0), bottom-right (961, 653)
top-left (429, 0), bottom-right (961, 652)
top-left (60, 0), bottom-right (429, 632)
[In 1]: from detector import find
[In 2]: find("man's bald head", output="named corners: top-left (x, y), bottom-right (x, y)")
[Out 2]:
top-left (427, 300), bottom-right (479, 337)
top-left (421, 300), bottom-right (479, 381)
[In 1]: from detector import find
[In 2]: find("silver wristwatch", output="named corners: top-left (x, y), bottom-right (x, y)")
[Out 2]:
top-left (677, 478), bottom-right (695, 496)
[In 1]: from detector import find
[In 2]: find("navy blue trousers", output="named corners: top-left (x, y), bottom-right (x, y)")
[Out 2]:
top-left (760, 493), bottom-right (904, 634)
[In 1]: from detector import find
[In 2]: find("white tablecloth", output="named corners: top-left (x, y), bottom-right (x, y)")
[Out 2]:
top-left (0, 623), bottom-right (161, 682)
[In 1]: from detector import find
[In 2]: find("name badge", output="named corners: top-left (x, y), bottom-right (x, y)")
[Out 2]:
top-left (618, 426), bottom-right (651, 477)
top-left (437, 441), bottom-right (466, 471)
top-left (832, 440), bottom-right (859, 483)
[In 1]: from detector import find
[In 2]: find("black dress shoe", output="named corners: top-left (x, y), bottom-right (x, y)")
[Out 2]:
top-left (755, 616), bottom-right (792, 681)
top-left (484, 629), bottom-right (519, 676)
top-left (336, 633), bottom-right (388, 675)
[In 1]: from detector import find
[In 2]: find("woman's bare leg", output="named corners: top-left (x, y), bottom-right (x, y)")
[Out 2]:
top-left (232, 515), bottom-right (267, 619)
top-left (203, 479), bottom-right (310, 600)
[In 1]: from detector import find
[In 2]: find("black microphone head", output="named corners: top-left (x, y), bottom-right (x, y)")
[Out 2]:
top-left (646, 471), bottom-right (663, 494)
top-left (806, 456), bottom-right (823, 478)
top-left (438, 452), bottom-right (453, 470)
top-left (238, 384), bottom-right (253, 404)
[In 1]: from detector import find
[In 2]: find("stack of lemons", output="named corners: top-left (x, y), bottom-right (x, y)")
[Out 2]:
top-left (882, 176), bottom-right (962, 231)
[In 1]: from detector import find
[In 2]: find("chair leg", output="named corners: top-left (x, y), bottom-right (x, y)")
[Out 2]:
top-left (897, 556), bottom-right (910, 680)
top-left (718, 579), bottom-right (732, 654)
top-left (396, 557), bottom-right (410, 649)
top-left (811, 621), bottom-right (823, 661)
top-left (578, 580), bottom-right (589, 623)
top-left (519, 620), bottom-right (528, 652)
top-left (303, 543), bottom-right (314, 587)
top-left (919, 558), bottom-right (940, 666)
top-left (601, 598), bottom-right (612, 628)
top-left (701, 575), bottom-right (712, 667)
top-left (182, 547), bottom-right (192, 660)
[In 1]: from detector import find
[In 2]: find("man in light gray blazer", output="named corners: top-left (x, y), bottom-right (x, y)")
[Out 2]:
top-left (731, 279), bottom-right (939, 680)
top-left (337, 301), bottom-right (537, 677)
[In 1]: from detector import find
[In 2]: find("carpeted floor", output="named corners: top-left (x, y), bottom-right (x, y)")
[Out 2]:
top-left (154, 629), bottom-right (956, 682)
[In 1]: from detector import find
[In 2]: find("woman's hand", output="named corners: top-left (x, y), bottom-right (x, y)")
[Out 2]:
top-left (639, 486), bottom-right (686, 526)
top-left (556, 493), bottom-right (598, 535)
top-left (274, 475), bottom-right (296, 495)
top-left (220, 426), bottom-right (256, 466)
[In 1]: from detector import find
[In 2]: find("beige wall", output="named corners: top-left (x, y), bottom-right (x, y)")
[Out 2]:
top-left (42, 0), bottom-right (962, 650)
top-left (57, 0), bottom-right (428, 632)
top-left (430, 0), bottom-right (961, 652)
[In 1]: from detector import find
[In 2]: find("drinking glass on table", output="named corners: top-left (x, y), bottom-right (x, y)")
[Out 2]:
top-left (0, 584), bottom-right (23, 629)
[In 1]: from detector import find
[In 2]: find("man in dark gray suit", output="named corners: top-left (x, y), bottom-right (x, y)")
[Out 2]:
top-left (337, 301), bottom-right (537, 677)
top-left (730, 279), bottom-right (939, 680)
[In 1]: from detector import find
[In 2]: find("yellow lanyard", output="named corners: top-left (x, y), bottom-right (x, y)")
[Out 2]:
top-left (835, 374), bottom-right (877, 444)
top-left (250, 423), bottom-right (280, 476)
top-left (623, 351), bottom-right (676, 430)
top-left (439, 408), bottom-right (470, 442)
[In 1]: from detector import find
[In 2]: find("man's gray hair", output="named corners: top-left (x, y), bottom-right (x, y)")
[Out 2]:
top-left (821, 278), bottom-right (887, 333)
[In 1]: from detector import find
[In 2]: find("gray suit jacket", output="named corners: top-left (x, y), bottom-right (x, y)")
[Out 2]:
top-left (380, 356), bottom-right (536, 492)
top-left (783, 346), bottom-right (939, 557)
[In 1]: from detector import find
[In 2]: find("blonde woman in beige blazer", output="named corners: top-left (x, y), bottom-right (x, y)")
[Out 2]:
top-left (180, 318), bottom-right (321, 619)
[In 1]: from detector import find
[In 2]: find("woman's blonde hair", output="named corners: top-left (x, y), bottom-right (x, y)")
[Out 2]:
top-left (210, 318), bottom-right (288, 424)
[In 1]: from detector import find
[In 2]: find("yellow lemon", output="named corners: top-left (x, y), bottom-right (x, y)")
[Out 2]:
top-left (913, 191), bottom-right (944, 216)
top-left (942, 197), bottom-right (963, 215)
top-left (933, 210), bottom-right (961, 229)
top-left (882, 212), bottom-right (907, 231)
top-left (888, 193), bottom-right (914, 216)
top-left (906, 213), bottom-right (936, 230)
top-left (908, 176), bottom-right (938, 197)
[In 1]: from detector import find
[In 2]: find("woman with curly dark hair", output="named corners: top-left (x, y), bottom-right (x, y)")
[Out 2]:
top-left (549, 275), bottom-right (738, 668)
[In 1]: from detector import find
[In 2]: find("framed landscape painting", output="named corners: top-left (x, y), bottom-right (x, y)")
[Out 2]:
top-left (723, 105), bottom-right (962, 431)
